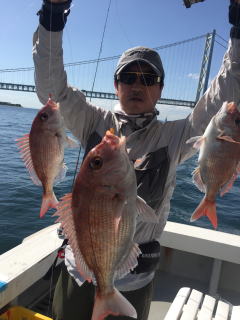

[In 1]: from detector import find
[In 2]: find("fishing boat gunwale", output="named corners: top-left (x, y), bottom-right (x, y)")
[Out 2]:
top-left (0, 221), bottom-right (240, 319)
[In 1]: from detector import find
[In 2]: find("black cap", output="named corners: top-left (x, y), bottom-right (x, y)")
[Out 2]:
top-left (115, 46), bottom-right (165, 82)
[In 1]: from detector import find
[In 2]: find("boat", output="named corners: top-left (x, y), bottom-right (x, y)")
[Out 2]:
top-left (0, 221), bottom-right (240, 319)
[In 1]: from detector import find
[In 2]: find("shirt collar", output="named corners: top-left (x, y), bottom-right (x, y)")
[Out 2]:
top-left (113, 103), bottom-right (159, 130)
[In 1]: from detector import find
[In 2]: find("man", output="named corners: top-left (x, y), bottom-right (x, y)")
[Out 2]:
top-left (33, 1), bottom-right (240, 319)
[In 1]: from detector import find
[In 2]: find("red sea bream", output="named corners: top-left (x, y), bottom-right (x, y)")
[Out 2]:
top-left (56, 129), bottom-right (157, 320)
top-left (17, 98), bottom-right (75, 217)
top-left (187, 101), bottom-right (240, 228)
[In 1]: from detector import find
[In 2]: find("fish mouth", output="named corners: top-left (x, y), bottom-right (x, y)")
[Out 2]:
top-left (226, 102), bottom-right (240, 127)
top-left (97, 130), bottom-right (126, 154)
top-left (47, 98), bottom-right (59, 110)
top-left (104, 130), bottom-right (119, 148)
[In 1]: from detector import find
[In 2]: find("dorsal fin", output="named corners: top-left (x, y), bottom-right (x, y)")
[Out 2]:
top-left (16, 134), bottom-right (42, 186)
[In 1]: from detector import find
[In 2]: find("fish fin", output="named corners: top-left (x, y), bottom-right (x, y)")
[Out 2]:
top-left (186, 136), bottom-right (205, 149)
top-left (92, 288), bottom-right (137, 320)
top-left (217, 135), bottom-right (240, 144)
top-left (190, 197), bottom-right (217, 229)
top-left (115, 243), bottom-right (141, 280)
top-left (40, 192), bottom-right (59, 218)
top-left (220, 172), bottom-right (238, 197)
top-left (192, 167), bottom-right (206, 192)
top-left (16, 134), bottom-right (42, 186)
top-left (64, 136), bottom-right (79, 148)
top-left (220, 161), bottom-right (240, 196)
top-left (136, 196), bottom-right (158, 223)
top-left (75, 260), bottom-right (96, 285)
top-left (53, 162), bottom-right (68, 185)
top-left (55, 194), bottom-right (95, 283)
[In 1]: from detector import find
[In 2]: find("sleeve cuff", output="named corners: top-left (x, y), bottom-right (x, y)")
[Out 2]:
top-left (230, 26), bottom-right (240, 39)
top-left (37, 0), bottom-right (72, 32)
top-left (229, 0), bottom-right (240, 27)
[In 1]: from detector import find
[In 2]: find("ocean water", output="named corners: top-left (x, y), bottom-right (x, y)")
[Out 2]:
top-left (1, 104), bottom-right (240, 255)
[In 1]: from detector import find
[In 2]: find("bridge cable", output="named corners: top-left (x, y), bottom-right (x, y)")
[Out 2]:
top-left (0, 34), bottom-right (208, 73)
top-left (214, 40), bottom-right (227, 50)
top-left (216, 33), bottom-right (228, 44)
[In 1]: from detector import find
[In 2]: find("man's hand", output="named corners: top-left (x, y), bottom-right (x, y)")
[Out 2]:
top-left (39, 0), bottom-right (72, 31)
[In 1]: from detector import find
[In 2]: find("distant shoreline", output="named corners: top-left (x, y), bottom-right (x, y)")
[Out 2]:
top-left (0, 102), bottom-right (22, 107)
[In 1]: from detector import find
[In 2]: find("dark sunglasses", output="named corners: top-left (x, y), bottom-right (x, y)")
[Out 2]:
top-left (116, 72), bottom-right (161, 86)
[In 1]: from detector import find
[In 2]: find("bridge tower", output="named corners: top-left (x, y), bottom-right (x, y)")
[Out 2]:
top-left (195, 29), bottom-right (216, 102)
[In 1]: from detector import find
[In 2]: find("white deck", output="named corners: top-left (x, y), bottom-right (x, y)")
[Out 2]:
top-left (0, 221), bottom-right (240, 319)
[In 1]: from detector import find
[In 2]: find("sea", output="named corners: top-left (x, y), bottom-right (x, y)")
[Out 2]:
top-left (1, 104), bottom-right (240, 255)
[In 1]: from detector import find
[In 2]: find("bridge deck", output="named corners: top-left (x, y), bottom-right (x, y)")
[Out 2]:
top-left (0, 82), bottom-right (195, 108)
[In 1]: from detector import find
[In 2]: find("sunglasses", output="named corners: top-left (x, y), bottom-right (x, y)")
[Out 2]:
top-left (116, 72), bottom-right (161, 86)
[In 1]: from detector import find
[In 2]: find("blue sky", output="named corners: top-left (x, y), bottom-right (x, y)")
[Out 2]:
top-left (0, 0), bottom-right (230, 108)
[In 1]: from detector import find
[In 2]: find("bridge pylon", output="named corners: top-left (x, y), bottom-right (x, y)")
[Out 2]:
top-left (195, 29), bottom-right (216, 102)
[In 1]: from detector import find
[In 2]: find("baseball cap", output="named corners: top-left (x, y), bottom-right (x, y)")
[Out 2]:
top-left (114, 46), bottom-right (165, 82)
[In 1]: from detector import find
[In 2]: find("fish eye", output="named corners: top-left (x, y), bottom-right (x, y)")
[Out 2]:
top-left (89, 156), bottom-right (103, 170)
top-left (40, 112), bottom-right (48, 121)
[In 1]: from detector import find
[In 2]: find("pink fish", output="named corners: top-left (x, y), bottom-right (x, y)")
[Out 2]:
top-left (187, 101), bottom-right (240, 228)
top-left (55, 129), bottom-right (157, 320)
top-left (17, 98), bottom-right (76, 217)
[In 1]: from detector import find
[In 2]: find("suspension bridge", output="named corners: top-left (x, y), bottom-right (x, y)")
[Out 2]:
top-left (0, 31), bottom-right (227, 108)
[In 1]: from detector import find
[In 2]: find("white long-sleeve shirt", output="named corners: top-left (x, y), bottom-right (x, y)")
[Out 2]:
top-left (33, 24), bottom-right (240, 290)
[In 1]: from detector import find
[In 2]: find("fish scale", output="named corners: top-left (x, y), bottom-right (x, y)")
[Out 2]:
top-left (31, 135), bottom-right (56, 188)
top-left (55, 130), bottom-right (146, 319)
top-left (187, 101), bottom-right (240, 229)
top-left (16, 98), bottom-right (71, 217)
top-left (75, 195), bottom-right (121, 293)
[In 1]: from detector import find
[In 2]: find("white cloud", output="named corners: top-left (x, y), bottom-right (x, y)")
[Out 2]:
top-left (187, 73), bottom-right (199, 80)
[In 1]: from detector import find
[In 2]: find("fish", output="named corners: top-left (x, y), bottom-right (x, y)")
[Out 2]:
top-left (186, 101), bottom-right (240, 229)
top-left (55, 129), bottom-right (157, 320)
top-left (16, 98), bottom-right (77, 218)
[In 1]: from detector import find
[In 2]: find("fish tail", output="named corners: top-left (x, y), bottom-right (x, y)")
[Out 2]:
top-left (91, 288), bottom-right (137, 320)
top-left (40, 192), bottom-right (59, 218)
top-left (190, 197), bottom-right (218, 229)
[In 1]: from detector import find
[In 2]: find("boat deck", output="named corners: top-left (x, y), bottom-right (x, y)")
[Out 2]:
top-left (15, 262), bottom-right (237, 320)
top-left (14, 263), bottom-right (199, 319)
top-left (1, 222), bottom-right (240, 319)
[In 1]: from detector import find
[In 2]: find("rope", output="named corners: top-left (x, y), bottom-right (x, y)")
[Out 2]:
top-left (90, 0), bottom-right (112, 101)
top-left (71, 145), bottom-right (82, 191)
top-left (70, 0), bottom-right (112, 187)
